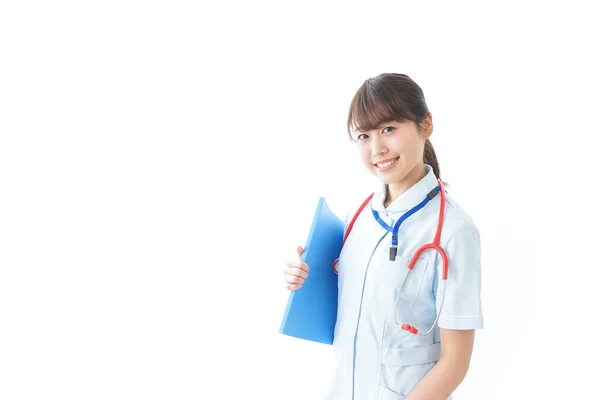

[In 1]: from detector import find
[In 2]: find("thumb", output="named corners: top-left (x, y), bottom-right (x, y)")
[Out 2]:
top-left (296, 245), bottom-right (304, 259)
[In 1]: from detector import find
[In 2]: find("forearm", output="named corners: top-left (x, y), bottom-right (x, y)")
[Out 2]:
top-left (404, 357), bottom-right (469, 400)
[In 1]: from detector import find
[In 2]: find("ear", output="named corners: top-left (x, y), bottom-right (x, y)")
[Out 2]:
top-left (420, 113), bottom-right (433, 140)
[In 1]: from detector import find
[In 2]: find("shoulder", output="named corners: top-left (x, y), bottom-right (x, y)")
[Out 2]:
top-left (439, 193), bottom-right (480, 246)
top-left (343, 192), bottom-right (374, 227)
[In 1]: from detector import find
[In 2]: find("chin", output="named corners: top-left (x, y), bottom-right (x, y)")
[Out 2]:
top-left (374, 172), bottom-right (399, 184)
top-left (381, 171), bottom-right (411, 185)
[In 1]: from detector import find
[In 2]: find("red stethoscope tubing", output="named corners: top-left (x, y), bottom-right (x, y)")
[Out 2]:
top-left (408, 180), bottom-right (448, 280)
top-left (331, 193), bottom-right (373, 275)
top-left (331, 180), bottom-right (448, 335)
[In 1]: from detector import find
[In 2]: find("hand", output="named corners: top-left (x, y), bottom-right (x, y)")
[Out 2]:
top-left (284, 245), bottom-right (309, 291)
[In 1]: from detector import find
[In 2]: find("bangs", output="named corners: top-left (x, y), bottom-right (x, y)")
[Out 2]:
top-left (347, 78), bottom-right (417, 136)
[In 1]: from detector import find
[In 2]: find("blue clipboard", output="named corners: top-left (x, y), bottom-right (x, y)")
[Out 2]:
top-left (279, 197), bottom-right (344, 345)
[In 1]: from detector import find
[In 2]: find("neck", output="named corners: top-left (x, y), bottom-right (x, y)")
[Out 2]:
top-left (384, 163), bottom-right (427, 208)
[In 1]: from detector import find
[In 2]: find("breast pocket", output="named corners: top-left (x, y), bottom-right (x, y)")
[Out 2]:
top-left (370, 251), bottom-right (437, 349)
top-left (394, 252), bottom-right (438, 332)
top-left (374, 253), bottom-right (430, 319)
top-left (377, 343), bottom-right (441, 399)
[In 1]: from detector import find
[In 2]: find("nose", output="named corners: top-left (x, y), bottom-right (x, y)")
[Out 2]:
top-left (371, 134), bottom-right (387, 157)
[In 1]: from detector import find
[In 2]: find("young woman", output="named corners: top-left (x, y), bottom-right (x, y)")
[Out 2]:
top-left (284, 73), bottom-right (484, 400)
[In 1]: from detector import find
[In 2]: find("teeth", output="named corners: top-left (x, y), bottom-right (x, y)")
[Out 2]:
top-left (377, 159), bottom-right (397, 168)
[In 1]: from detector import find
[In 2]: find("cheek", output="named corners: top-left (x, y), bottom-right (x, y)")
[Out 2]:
top-left (357, 146), bottom-right (371, 165)
top-left (398, 137), bottom-right (422, 161)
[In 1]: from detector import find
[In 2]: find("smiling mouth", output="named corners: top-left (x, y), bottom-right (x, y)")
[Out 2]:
top-left (374, 157), bottom-right (399, 170)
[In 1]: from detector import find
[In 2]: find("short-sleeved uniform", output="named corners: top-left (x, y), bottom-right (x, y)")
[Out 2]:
top-left (325, 164), bottom-right (484, 400)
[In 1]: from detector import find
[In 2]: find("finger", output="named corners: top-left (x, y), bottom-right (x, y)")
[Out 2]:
top-left (287, 260), bottom-right (309, 273)
top-left (283, 272), bottom-right (303, 289)
top-left (286, 267), bottom-right (308, 280)
top-left (286, 274), bottom-right (305, 285)
top-left (296, 245), bottom-right (304, 259)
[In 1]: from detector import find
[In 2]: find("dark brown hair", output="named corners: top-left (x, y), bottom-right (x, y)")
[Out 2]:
top-left (347, 73), bottom-right (443, 181)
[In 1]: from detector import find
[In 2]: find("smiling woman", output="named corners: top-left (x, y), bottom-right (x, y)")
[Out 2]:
top-left (347, 73), bottom-right (445, 208)
top-left (283, 73), bottom-right (483, 400)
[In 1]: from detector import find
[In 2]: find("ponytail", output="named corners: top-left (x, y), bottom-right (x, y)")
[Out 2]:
top-left (424, 139), bottom-right (444, 184)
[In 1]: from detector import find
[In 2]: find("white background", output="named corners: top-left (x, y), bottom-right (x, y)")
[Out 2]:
top-left (1, 1), bottom-right (599, 399)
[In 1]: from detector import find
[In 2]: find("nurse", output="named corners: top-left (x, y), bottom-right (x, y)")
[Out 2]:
top-left (284, 73), bottom-right (484, 400)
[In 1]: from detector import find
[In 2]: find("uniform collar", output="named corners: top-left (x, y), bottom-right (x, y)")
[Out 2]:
top-left (371, 164), bottom-right (439, 213)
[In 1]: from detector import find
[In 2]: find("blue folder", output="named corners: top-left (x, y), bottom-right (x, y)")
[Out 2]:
top-left (279, 197), bottom-right (344, 345)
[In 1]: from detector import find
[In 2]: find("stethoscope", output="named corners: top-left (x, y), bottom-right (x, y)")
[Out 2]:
top-left (332, 179), bottom-right (448, 336)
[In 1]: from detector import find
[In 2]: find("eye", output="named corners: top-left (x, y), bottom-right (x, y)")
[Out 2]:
top-left (356, 133), bottom-right (369, 140)
top-left (382, 126), bottom-right (395, 133)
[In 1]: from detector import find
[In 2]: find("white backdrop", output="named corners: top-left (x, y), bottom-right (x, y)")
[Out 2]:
top-left (1, 1), bottom-right (599, 399)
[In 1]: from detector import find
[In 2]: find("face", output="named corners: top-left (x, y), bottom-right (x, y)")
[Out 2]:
top-left (353, 117), bottom-right (432, 191)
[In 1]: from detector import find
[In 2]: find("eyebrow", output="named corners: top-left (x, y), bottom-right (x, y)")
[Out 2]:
top-left (377, 120), bottom-right (396, 128)
top-left (355, 121), bottom-right (395, 133)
